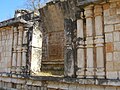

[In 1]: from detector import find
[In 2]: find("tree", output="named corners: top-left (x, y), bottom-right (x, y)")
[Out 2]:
top-left (25, 0), bottom-right (41, 10)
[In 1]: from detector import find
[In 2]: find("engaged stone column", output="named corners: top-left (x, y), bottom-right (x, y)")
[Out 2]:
top-left (12, 27), bottom-right (18, 72)
top-left (22, 47), bottom-right (27, 66)
top-left (94, 5), bottom-right (105, 78)
top-left (76, 13), bottom-right (85, 78)
top-left (22, 30), bottom-right (28, 67)
top-left (17, 25), bottom-right (23, 67)
top-left (85, 5), bottom-right (94, 78)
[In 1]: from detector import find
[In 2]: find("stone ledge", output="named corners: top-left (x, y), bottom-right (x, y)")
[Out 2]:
top-left (30, 76), bottom-right (120, 86)
top-left (1, 75), bottom-right (120, 87)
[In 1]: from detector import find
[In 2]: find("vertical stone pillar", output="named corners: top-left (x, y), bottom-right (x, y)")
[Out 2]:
top-left (85, 5), bottom-right (94, 78)
top-left (94, 5), bottom-right (105, 78)
top-left (17, 25), bottom-right (23, 67)
top-left (76, 13), bottom-right (85, 78)
top-left (22, 30), bottom-right (28, 68)
top-left (12, 27), bottom-right (18, 72)
top-left (22, 47), bottom-right (27, 67)
top-left (64, 19), bottom-right (75, 77)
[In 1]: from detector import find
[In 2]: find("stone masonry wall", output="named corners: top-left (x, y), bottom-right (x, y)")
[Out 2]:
top-left (76, 0), bottom-right (120, 79)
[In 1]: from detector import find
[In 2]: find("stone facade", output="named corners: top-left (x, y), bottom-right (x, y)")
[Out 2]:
top-left (0, 0), bottom-right (120, 90)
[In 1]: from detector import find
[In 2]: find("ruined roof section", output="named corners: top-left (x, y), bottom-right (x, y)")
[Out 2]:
top-left (0, 12), bottom-right (39, 28)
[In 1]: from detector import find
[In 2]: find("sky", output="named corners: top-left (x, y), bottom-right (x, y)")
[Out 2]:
top-left (0, 0), bottom-right (50, 22)
top-left (0, 0), bottom-right (25, 21)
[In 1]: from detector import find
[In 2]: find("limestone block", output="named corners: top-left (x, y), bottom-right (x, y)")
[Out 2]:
top-left (113, 52), bottom-right (120, 61)
top-left (106, 43), bottom-right (113, 53)
top-left (96, 67), bottom-right (105, 78)
top-left (58, 83), bottom-right (68, 90)
top-left (22, 51), bottom-right (27, 66)
top-left (110, 8), bottom-right (116, 16)
top-left (11, 78), bottom-right (17, 83)
top-left (106, 53), bottom-right (113, 61)
top-left (7, 59), bottom-right (12, 68)
top-left (94, 5), bottom-right (102, 16)
top-left (28, 86), bottom-right (32, 90)
top-left (76, 69), bottom-right (85, 78)
top-left (18, 37), bottom-right (22, 46)
top-left (87, 48), bottom-right (93, 68)
top-left (110, 2), bottom-right (117, 8)
top-left (7, 82), bottom-right (12, 88)
top-left (86, 68), bottom-right (94, 78)
top-left (13, 34), bottom-right (18, 48)
top-left (77, 49), bottom-right (85, 68)
top-left (106, 71), bottom-right (118, 79)
top-left (105, 87), bottom-right (116, 90)
top-left (105, 33), bottom-right (113, 42)
top-left (12, 52), bottom-right (17, 66)
top-left (113, 31), bottom-right (120, 41)
top-left (68, 85), bottom-right (76, 90)
top-left (23, 31), bottom-right (27, 44)
top-left (117, 87), bottom-right (120, 90)
top-left (17, 52), bottom-right (22, 67)
top-left (114, 61), bottom-right (120, 70)
top-left (95, 16), bottom-right (103, 35)
top-left (32, 86), bottom-right (37, 90)
top-left (115, 24), bottom-right (120, 31)
top-left (86, 37), bottom-right (94, 45)
top-left (16, 84), bottom-right (22, 90)
top-left (117, 7), bottom-right (120, 14)
top-left (86, 18), bottom-right (93, 36)
top-left (106, 62), bottom-right (114, 71)
top-left (105, 25), bottom-right (114, 33)
top-left (85, 86), bottom-right (92, 90)
top-left (118, 71), bottom-right (120, 79)
top-left (76, 85), bottom-right (85, 90)
top-left (103, 3), bottom-right (110, 10)
top-left (96, 47), bottom-right (104, 67)
top-left (47, 82), bottom-right (59, 89)
top-left (32, 81), bottom-right (42, 86)
top-left (92, 86), bottom-right (105, 90)
top-left (114, 42), bottom-right (120, 51)
top-left (104, 15), bottom-right (120, 25)
top-left (77, 19), bottom-right (83, 38)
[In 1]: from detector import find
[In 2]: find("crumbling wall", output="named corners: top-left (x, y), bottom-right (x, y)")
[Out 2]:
top-left (31, 21), bottom-right (42, 73)
top-left (40, 0), bottom-right (79, 75)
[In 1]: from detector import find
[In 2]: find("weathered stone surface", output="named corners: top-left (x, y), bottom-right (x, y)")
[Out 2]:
top-left (69, 85), bottom-right (76, 90)
top-left (103, 3), bottom-right (110, 10)
top-left (106, 43), bottom-right (113, 53)
top-left (105, 33), bottom-right (113, 42)
top-left (114, 61), bottom-right (120, 70)
top-left (106, 62), bottom-right (114, 71)
top-left (64, 19), bottom-right (75, 77)
top-left (114, 42), bottom-right (120, 51)
top-left (104, 25), bottom-right (114, 33)
top-left (105, 87), bottom-right (116, 90)
top-left (113, 31), bottom-right (120, 41)
top-left (115, 24), bottom-right (120, 31)
top-left (117, 7), bottom-right (120, 14)
top-left (109, 8), bottom-right (116, 16)
top-left (106, 71), bottom-right (118, 79)
top-left (104, 15), bottom-right (120, 25)
top-left (106, 53), bottom-right (113, 61)
top-left (113, 52), bottom-right (120, 61)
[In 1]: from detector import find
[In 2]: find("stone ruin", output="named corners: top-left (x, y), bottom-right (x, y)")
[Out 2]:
top-left (0, 0), bottom-right (120, 90)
